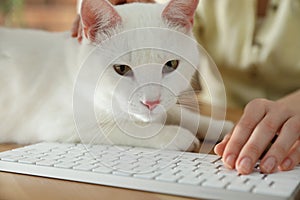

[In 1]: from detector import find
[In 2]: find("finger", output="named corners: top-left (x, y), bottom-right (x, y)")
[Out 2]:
top-left (261, 116), bottom-right (300, 173)
top-left (109, 0), bottom-right (126, 5)
top-left (279, 140), bottom-right (300, 171)
top-left (222, 99), bottom-right (267, 169)
top-left (214, 133), bottom-right (231, 156)
top-left (236, 105), bottom-right (291, 174)
top-left (71, 14), bottom-right (81, 38)
top-left (77, 21), bottom-right (83, 43)
top-left (127, 0), bottom-right (155, 3)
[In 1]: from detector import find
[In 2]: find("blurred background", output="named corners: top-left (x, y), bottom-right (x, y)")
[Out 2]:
top-left (0, 0), bottom-right (171, 31)
top-left (0, 0), bottom-right (77, 31)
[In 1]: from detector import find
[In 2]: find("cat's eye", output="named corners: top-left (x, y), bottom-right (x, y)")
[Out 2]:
top-left (162, 60), bottom-right (180, 74)
top-left (113, 64), bottom-right (133, 76)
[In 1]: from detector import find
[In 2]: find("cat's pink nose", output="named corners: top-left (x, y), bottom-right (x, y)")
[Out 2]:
top-left (142, 100), bottom-right (160, 111)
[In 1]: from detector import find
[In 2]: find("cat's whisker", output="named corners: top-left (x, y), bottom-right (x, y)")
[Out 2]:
top-left (179, 89), bottom-right (201, 95)
top-left (176, 104), bottom-right (201, 113)
top-left (87, 121), bottom-right (116, 146)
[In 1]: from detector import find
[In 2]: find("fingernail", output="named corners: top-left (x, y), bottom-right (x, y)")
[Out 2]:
top-left (238, 157), bottom-right (252, 174)
top-left (224, 154), bottom-right (236, 169)
top-left (281, 158), bottom-right (292, 170)
top-left (262, 156), bottom-right (277, 173)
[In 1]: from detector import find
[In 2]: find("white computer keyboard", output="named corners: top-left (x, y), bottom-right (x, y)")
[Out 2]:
top-left (0, 142), bottom-right (299, 200)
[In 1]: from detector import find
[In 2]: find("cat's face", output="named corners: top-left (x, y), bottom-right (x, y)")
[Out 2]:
top-left (107, 50), bottom-right (196, 122)
top-left (81, 0), bottom-right (199, 122)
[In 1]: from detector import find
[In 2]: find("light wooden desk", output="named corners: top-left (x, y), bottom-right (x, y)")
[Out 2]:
top-left (0, 107), bottom-right (242, 200)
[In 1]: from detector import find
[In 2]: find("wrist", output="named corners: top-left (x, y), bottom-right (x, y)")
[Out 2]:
top-left (276, 89), bottom-right (300, 115)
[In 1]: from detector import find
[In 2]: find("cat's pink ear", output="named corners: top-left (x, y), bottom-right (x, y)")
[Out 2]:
top-left (162, 0), bottom-right (199, 30)
top-left (81, 0), bottom-right (121, 42)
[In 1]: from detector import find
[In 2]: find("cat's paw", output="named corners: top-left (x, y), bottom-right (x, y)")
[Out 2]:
top-left (160, 126), bottom-right (200, 152)
top-left (199, 119), bottom-right (235, 141)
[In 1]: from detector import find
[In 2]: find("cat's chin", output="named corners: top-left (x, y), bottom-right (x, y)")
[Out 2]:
top-left (130, 112), bottom-right (163, 123)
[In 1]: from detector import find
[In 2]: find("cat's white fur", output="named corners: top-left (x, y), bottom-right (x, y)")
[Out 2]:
top-left (0, 0), bottom-right (233, 151)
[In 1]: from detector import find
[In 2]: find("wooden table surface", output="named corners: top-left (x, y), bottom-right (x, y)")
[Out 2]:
top-left (0, 106), bottom-right (243, 200)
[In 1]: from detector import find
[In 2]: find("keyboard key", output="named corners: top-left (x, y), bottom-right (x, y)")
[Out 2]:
top-left (93, 166), bottom-right (113, 174)
top-left (266, 170), bottom-right (300, 181)
top-left (42, 155), bottom-right (63, 160)
top-left (156, 174), bottom-right (181, 182)
top-left (202, 178), bottom-right (228, 189)
top-left (73, 164), bottom-right (98, 171)
top-left (178, 176), bottom-right (203, 185)
top-left (271, 179), bottom-right (299, 191)
top-left (112, 170), bottom-right (133, 177)
top-left (114, 163), bottom-right (136, 171)
top-left (18, 157), bottom-right (41, 164)
top-left (36, 159), bottom-right (60, 166)
top-left (54, 162), bottom-right (78, 169)
top-left (177, 160), bottom-right (200, 167)
top-left (240, 172), bottom-right (265, 180)
top-left (133, 172), bottom-right (160, 179)
top-left (253, 185), bottom-right (292, 197)
top-left (217, 168), bottom-right (239, 176)
top-left (227, 183), bottom-right (253, 192)
top-left (1, 156), bottom-right (24, 162)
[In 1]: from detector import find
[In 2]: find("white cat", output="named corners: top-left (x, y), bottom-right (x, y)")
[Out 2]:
top-left (0, 0), bottom-right (233, 151)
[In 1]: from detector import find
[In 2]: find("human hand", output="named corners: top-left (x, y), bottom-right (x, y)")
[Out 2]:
top-left (110, 0), bottom-right (155, 4)
top-left (215, 94), bottom-right (300, 174)
top-left (72, 0), bottom-right (155, 39)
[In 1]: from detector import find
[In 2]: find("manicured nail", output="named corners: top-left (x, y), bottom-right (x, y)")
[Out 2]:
top-left (262, 156), bottom-right (277, 173)
top-left (224, 154), bottom-right (236, 169)
top-left (238, 157), bottom-right (252, 174)
top-left (281, 158), bottom-right (292, 170)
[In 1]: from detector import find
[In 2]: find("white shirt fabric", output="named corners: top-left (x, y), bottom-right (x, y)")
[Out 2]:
top-left (194, 0), bottom-right (300, 108)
